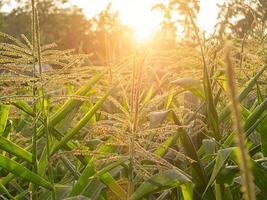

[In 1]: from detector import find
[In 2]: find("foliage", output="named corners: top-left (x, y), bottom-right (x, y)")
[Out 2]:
top-left (152, 0), bottom-right (200, 49)
top-left (0, 0), bottom-right (134, 64)
top-left (0, 0), bottom-right (266, 200)
top-left (217, 0), bottom-right (267, 38)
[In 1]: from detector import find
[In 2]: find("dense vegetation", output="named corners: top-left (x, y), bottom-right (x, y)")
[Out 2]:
top-left (0, 0), bottom-right (266, 199)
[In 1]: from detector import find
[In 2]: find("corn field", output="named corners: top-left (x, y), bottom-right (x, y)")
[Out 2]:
top-left (0, 0), bottom-right (266, 200)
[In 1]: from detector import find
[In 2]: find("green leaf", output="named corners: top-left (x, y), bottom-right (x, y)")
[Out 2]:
top-left (83, 179), bottom-right (105, 200)
top-left (244, 99), bottom-right (267, 156)
top-left (250, 160), bottom-right (267, 195)
top-left (149, 110), bottom-right (180, 157)
top-left (63, 195), bottom-right (91, 200)
top-left (203, 139), bottom-right (216, 155)
top-left (217, 166), bottom-right (239, 185)
top-left (93, 159), bottom-right (127, 179)
top-left (244, 98), bottom-right (267, 132)
top-left (202, 65), bottom-right (220, 140)
top-left (171, 78), bottom-right (205, 99)
top-left (203, 148), bottom-right (233, 196)
top-left (258, 116), bottom-right (267, 156)
top-left (230, 148), bottom-right (267, 195)
top-left (50, 70), bottom-right (108, 126)
top-left (0, 136), bottom-right (32, 163)
top-left (0, 155), bottom-right (53, 190)
top-left (51, 88), bottom-right (113, 155)
top-left (165, 87), bottom-right (174, 109)
top-left (149, 110), bottom-right (171, 128)
top-left (141, 85), bottom-right (154, 107)
top-left (81, 147), bottom-right (125, 199)
top-left (155, 191), bottom-right (168, 200)
top-left (154, 134), bottom-right (179, 157)
top-left (129, 169), bottom-right (191, 200)
top-left (0, 104), bottom-right (10, 135)
top-left (12, 101), bottom-right (34, 116)
top-left (181, 183), bottom-right (193, 200)
top-left (171, 113), bottom-right (214, 199)
top-left (101, 173), bottom-right (127, 200)
top-left (223, 99), bottom-right (267, 149)
top-left (219, 65), bottom-right (267, 123)
top-left (0, 182), bottom-right (15, 199)
top-left (69, 160), bottom-right (95, 196)
top-left (15, 191), bottom-right (28, 200)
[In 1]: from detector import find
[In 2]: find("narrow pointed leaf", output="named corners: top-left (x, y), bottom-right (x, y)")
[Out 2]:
top-left (129, 169), bottom-right (191, 200)
top-left (51, 88), bottom-right (113, 155)
top-left (0, 136), bottom-right (32, 163)
top-left (50, 70), bottom-right (108, 126)
top-left (171, 78), bottom-right (205, 99)
top-left (0, 105), bottom-right (10, 135)
top-left (149, 110), bottom-right (171, 128)
top-left (203, 65), bottom-right (220, 140)
top-left (101, 173), bottom-right (127, 200)
top-left (0, 155), bottom-right (53, 190)
top-left (69, 160), bottom-right (95, 196)
top-left (219, 65), bottom-right (267, 122)
top-left (203, 148), bottom-right (233, 196)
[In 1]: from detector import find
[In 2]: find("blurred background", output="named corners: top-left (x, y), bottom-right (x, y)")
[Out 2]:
top-left (0, 0), bottom-right (266, 65)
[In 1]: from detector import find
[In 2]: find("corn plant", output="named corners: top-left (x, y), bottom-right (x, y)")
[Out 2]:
top-left (0, 1), bottom-right (266, 200)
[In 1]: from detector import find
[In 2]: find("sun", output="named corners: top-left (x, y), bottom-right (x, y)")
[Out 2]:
top-left (74, 0), bottom-right (163, 43)
top-left (116, 1), bottom-right (163, 42)
top-left (118, 6), bottom-right (162, 42)
top-left (124, 13), bottom-right (157, 43)
top-left (70, 0), bottom-right (222, 42)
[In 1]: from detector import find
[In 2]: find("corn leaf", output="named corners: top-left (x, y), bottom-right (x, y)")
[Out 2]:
top-left (171, 78), bottom-right (205, 99)
top-left (203, 148), bottom-right (233, 196)
top-left (101, 173), bottom-right (127, 200)
top-left (69, 160), bottom-right (95, 196)
top-left (51, 88), bottom-right (113, 154)
top-left (129, 169), bottom-right (191, 200)
top-left (219, 65), bottom-right (267, 122)
top-left (0, 155), bottom-right (53, 190)
top-left (0, 136), bottom-right (32, 163)
top-left (0, 104), bottom-right (10, 135)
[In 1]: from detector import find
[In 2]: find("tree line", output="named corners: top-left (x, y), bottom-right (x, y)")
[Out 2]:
top-left (0, 0), bottom-right (266, 64)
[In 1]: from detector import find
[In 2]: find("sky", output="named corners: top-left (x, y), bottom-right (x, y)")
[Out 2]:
top-left (2, 0), bottom-right (225, 41)
top-left (66, 0), bottom-right (225, 39)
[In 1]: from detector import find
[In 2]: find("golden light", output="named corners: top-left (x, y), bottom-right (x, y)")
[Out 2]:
top-left (72, 0), bottom-right (164, 42)
top-left (115, 1), bottom-right (163, 43)
top-left (120, 11), bottom-right (159, 43)
top-left (69, 0), bottom-right (223, 42)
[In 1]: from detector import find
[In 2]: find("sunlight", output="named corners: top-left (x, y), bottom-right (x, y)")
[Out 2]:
top-left (69, 0), bottom-right (223, 41)
top-left (121, 12), bottom-right (157, 42)
top-left (2, 0), bottom-right (264, 198)
top-left (72, 0), bottom-right (164, 42)
top-left (114, 1), bottom-right (164, 42)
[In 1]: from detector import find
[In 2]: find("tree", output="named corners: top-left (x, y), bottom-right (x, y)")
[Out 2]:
top-left (84, 3), bottom-right (134, 64)
top-left (152, 2), bottom-right (178, 49)
top-left (0, 0), bottom-right (10, 9)
top-left (0, 0), bottom-right (135, 64)
top-left (152, 0), bottom-right (200, 49)
top-left (1, 0), bottom-right (90, 50)
top-left (0, 0), bottom-right (11, 30)
top-left (217, 0), bottom-right (267, 38)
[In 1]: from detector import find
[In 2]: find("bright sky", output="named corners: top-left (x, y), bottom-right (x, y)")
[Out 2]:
top-left (67, 0), bottom-right (225, 41)
top-left (2, 0), bottom-right (225, 41)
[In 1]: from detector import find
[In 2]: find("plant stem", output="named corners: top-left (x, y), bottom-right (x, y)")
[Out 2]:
top-left (186, 4), bottom-right (220, 141)
top-left (128, 52), bottom-right (145, 198)
top-left (30, 0), bottom-right (38, 199)
top-left (35, 7), bottom-right (56, 200)
top-left (225, 44), bottom-right (256, 200)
